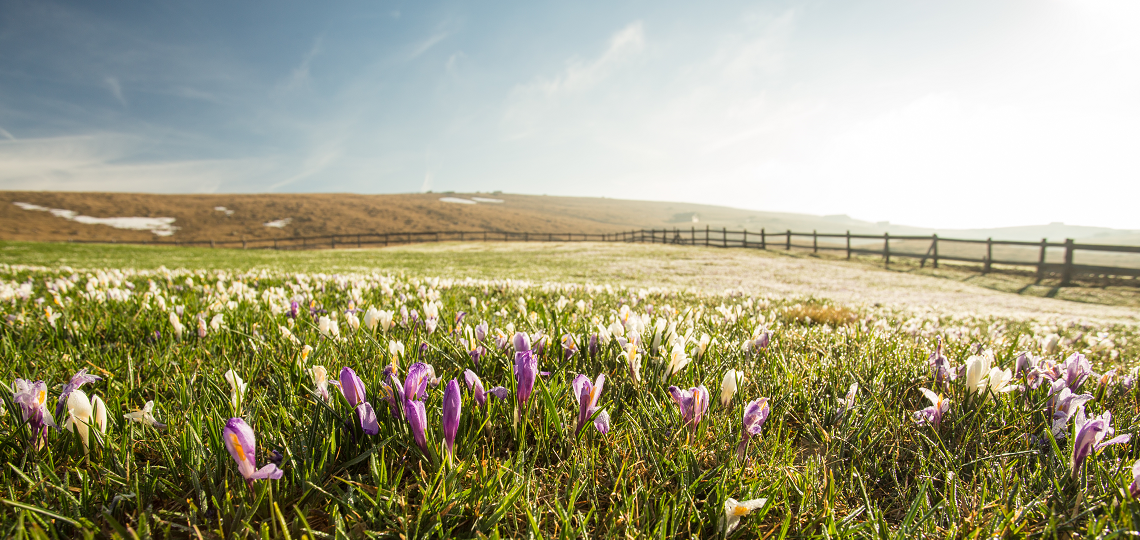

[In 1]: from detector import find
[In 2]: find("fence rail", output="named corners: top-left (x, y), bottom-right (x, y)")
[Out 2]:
top-left (65, 226), bottom-right (1140, 284)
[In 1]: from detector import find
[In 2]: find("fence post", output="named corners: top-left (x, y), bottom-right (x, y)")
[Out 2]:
top-left (331, 236), bottom-right (336, 249)
top-left (883, 232), bottom-right (890, 268)
top-left (1061, 238), bottom-right (1074, 285)
top-left (357, 234), bottom-right (362, 248)
top-left (742, 229), bottom-right (748, 248)
top-left (1036, 238), bottom-right (1047, 281)
top-left (846, 231), bottom-right (851, 259)
top-left (761, 228), bottom-right (766, 250)
top-left (524, 232), bottom-right (528, 242)
top-left (722, 228), bottom-right (728, 248)
top-left (984, 237), bottom-right (992, 274)
top-left (932, 234), bottom-right (939, 268)
top-left (242, 238), bottom-right (247, 249)
top-left (786, 230), bottom-right (791, 250)
top-left (812, 230), bottom-right (818, 253)
top-left (705, 226), bottom-right (710, 247)
top-left (211, 239), bottom-right (215, 248)
top-left (274, 239), bottom-right (278, 250)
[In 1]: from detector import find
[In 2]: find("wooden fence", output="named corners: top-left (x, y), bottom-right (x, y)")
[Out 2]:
top-left (68, 227), bottom-right (1140, 284)
top-left (618, 227), bottom-right (1140, 284)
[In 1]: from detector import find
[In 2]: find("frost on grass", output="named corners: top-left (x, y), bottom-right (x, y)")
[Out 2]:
top-left (1, 262), bottom-right (1139, 537)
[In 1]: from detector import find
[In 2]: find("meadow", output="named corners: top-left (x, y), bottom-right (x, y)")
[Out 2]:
top-left (1, 241), bottom-right (1139, 539)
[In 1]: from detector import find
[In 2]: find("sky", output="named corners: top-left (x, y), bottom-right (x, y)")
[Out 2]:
top-left (1, 0), bottom-right (1138, 230)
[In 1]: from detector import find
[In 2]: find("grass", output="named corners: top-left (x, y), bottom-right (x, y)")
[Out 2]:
top-left (1, 241), bottom-right (1139, 538)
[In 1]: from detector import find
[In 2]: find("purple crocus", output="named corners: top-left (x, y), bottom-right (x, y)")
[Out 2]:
top-left (562, 334), bottom-right (579, 360)
top-left (12, 379), bottom-right (57, 447)
top-left (928, 337), bottom-right (955, 385)
top-left (1071, 409), bottom-right (1131, 478)
top-left (913, 388), bottom-right (950, 428)
top-left (403, 363), bottom-right (436, 403)
top-left (442, 379), bottom-right (461, 458)
top-left (404, 398), bottom-right (428, 454)
top-left (588, 334), bottom-right (599, 359)
top-left (288, 301), bottom-right (300, 318)
top-left (1060, 353), bottom-right (1093, 391)
top-left (514, 333), bottom-right (539, 406)
top-left (222, 418), bottom-right (283, 487)
top-left (1049, 387), bottom-right (1094, 437)
top-left (463, 369), bottom-right (509, 408)
top-left (474, 322), bottom-right (488, 342)
top-left (338, 367), bottom-right (379, 435)
top-left (571, 374), bottom-right (607, 436)
top-left (56, 368), bottom-right (102, 418)
top-left (736, 397), bottom-right (771, 460)
top-left (667, 385), bottom-right (710, 432)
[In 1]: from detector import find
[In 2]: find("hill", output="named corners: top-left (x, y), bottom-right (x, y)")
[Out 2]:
top-left (1, 191), bottom-right (1137, 245)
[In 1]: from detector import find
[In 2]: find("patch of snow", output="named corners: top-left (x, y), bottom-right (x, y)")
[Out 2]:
top-left (264, 218), bottom-right (292, 228)
top-left (214, 206), bottom-right (235, 216)
top-left (14, 202), bottom-right (179, 236)
top-left (439, 197), bottom-right (477, 204)
top-left (471, 197), bottom-right (504, 203)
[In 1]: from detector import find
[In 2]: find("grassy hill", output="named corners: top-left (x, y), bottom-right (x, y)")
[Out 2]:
top-left (1, 191), bottom-right (1137, 245)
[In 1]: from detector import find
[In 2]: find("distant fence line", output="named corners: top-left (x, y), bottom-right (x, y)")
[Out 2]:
top-left (66, 227), bottom-right (1140, 284)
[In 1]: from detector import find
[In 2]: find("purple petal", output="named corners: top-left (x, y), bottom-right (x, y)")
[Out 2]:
top-left (571, 374), bottom-right (590, 406)
top-left (357, 402), bottom-right (379, 435)
top-left (404, 399), bottom-right (428, 453)
top-left (593, 410), bottom-right (611, 434)
top-left (443, 379), bottom-right (462, 456)
top-left (249, 464), bottom-right (284, 480)
top-left (339, 367), bottom-right (367, 407)
top-left (487, 386), bottom-right (510, 400)
top-left (404, 362), bottom-right (433, 402)
top-left (515, 350), bottom-right (538, 404)
top-left (1095, 433), bottom-right (1131, 451)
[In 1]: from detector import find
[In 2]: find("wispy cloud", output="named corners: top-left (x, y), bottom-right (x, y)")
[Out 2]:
top-left (0, 126), bottom-right (15, 141)
top-left (104, 76), bottom-right (127, 107)
top-left (408, 31), bottom-right (449, 59)
top-left (283, 37), bottom-right (324, 91)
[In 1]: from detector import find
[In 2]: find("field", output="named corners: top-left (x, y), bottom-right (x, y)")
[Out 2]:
top-left (2, 240), bottom-right (1140, 538)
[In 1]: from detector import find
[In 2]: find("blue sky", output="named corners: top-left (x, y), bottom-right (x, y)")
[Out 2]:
top-left (1, 0), bottom-right (1138, 229)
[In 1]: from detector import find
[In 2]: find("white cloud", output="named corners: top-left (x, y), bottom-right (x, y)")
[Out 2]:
top-left (409, 31), bottom-right (449, 59)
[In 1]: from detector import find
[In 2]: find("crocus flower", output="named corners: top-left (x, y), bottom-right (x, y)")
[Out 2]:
top-left (403, 363), bottom-right (437, 403)
top-left (197, 317), bottom-right (207, 338)
top-left (913, 388), bottom-right (950, 428)
top-left (666, 346), bottom-right (692, 378)
top-left (736, 397), bottom-right (770, 460)
top-left (837, 382), bottom-right (858, 418)
top-left (1060, 353), bottom-right (1092, 391)
top-left (442, 379), bottom-right (461, 458)
top-left (310, 365), bottom-right (331, 401)
top-left (667, 385), bottom-right (710, 432)
top-left (986, 367), bottom-right (1018, 395)
top-left (964, 352), bottom-right (992, 395)
top-left (474, 322), bottom-right (488, 342)
top-left (1071, 408), bottom-right (1131, 478)
top-left (928, 337), bottom-right (955, 384)
top-left (63, 389), bottom-right (107, 452)
top-left (1041, 333), bottom-right (1060, 355)
top-left (123, 400), bottom-right (166, 429)
top-left (404, 398), bottom-right (428, 453)
top-left (169, 312), bottom-right (184, 340)
top-left (224, 369), bottom-right (247, 411)
top-left (720, 370), bottom-right (744, 407)
top-left (463, 369), bottom-right (508, 408)
top-left (338, 367), bottom-right (379, 435)
top-left (572, 374), bottom-right (607, 436)
top-left (1049, 387), bottom-right (1093, 437)
top-left (55, 368), bottom-right (102, 418)
top-left (624, 342), bottom-right (642, 383)
top-left (1130, 460), bottom-right (1140, 498)
top-left (723, 497), bottom-right (768, 534)
top-left (222, 418), bottom-right (283, 486)
top-left (561, 333), bottom-right (579, 360)
top-left (12, 379), bottom-right (56, 446)
top-left (514, 333), bottom-right (539, 406)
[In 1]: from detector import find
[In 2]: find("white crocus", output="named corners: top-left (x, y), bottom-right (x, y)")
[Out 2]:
top-left (169, 312), bottom-right (183, 340)
top-left (123, 400), bottom-right (165, 428)
top-left (389, 339), bottom-right (405, 359)
top-left (65, 390), bottom-right (108, 451)
top-left (665, 345), bottom-right (691, 378)
top-left (318, 316), bottom-right (332, 337)
top-left (986, 367), bottom-right (1018, 394)
top-left (346, 312), bottom-right (360, 332)
top-left (1041, 333), bottom-right (1061, 355)
top-left (964, 353), bottom-right (992, 394)
top-left (210, 313), bottom-right (225, 331)
top-left (224, 369), bottom-right (247, 410)
top-left (720, 370), bottom-right (745, 407)
top-left (310, 365), bottom-right (331, 401)
top-left (723, 497), bottom-right (768, 534)
top-left (363, 306), bottom-right (381, 331)
top-left (624, 342), bottom-right (642, 383)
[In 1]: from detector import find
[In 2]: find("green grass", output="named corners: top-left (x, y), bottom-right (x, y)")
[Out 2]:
top-left (1, 242), bottom-right (1139, 538)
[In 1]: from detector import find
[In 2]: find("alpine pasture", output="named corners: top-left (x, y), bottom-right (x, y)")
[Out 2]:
top-left (1, 240), bottom-right (1139, 539)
